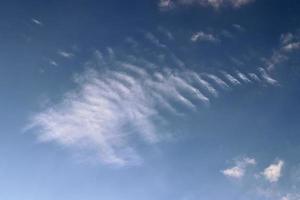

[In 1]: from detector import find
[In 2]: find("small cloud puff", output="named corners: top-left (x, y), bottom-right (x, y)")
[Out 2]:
top-left (191, 31), bottom-right (218, 43)
top-left (31, 18), bottom-right (43, 26)
top-left (262, 160), bottom-right (284, 183)
top-left (58, 50), bottom-right (74, 58)
top-left (222, 157), bottom-right (256, 179)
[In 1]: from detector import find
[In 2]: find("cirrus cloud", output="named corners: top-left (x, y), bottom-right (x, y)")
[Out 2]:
top-left (159, 0), bottom-right (256, 10)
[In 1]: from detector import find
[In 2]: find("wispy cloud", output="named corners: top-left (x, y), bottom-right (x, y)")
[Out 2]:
top-left (31, 18), bottom-right (43, 26)
top-left (158, 0), bottom-right (175, 10)
top-left (28, 32), bottom-right (278, 166)
top-left (258, 68), bottom-right (279, 86)
top-left (28, 51), bottom-right (215, 166)
top-left (158, 26), bottom-right (175, 40)
top-left (232, 24), bottom-right (245, 32)
top-left (145, 32), bottom-right (167, 48)
top-left (266, 31), bottom-right (300, 70)
top-left (191, 31), bottom-right (219, 43)
top-left (205, 74), bottom-right (230, 90)
top-left (248, 72), bottom-right (261, 82)
top-left (58, 50), bottom-right (74, 59)
top-left (159, 0), bottom-right (255, 10)
top-left (221, 71), bottom-right (241, 85)
top-left (49, 60), bottom-right (58, 67)
top-left (280, 33), bottom-right (294, 45)
top-left (282, 42), bottom-right (300, 52)
top-left (236, 71), bottom-right (251, 83)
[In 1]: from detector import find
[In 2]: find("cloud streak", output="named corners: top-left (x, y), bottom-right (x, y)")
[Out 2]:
top-left (159, 0), bottom-right (255, 10)
top-left (266, 31), bottom-right (300, 70)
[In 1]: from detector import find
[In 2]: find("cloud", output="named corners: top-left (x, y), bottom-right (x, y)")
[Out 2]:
top-left (159, 0), bottom-right (255, 10)
top-left (28, 51), bottom-right (215, 166)
top-left (236, 71), bottom-right (251, 83)
top-left (222, 157), bottom-right (256, 179)
top-left (222, 166), bottom-right (245, 178)
top-left (28, 32), bottom-right (277, 166)
top-left (282, 42), bottom-right (300, 52)
top-left (185, 71), bottom-right (219, 97)
top-left (232, 24), bottom-right (245, 32)
top-left (158, 26), bottom-right (175, 40)
top-left (222, 157), bottom-right (300, 200)
top-left (145, 32), bottom-right (167, 48)
top-left (221, 71), bottom-right (241, 85)
top-left (262, 160), bottom-right (284, 183)
top-left (58, 50), bottom-right (74, 58)
top-left (158, 0), bottom-right (175, 10)
top-left (258, 68), bottom-right (279, 86)
top-left (31, 18), bottom-right (43, 26)
top-left (191, 31), bottom-right (219, 43)
top-left (205, 74), bottom-right (230, 89)
top-left (248, 72), bottom-right (261, 82)
top-left (49, 60), bottom-right (58, 67)
top-left (280, 33), bottom-right (294, 45)
top-left (266, 31), bottom-right (300, 70)
top-left (281, 193), bottom-right (300, 200)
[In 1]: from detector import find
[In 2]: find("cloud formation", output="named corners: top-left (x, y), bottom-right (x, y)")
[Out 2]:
top-left (28, 32), bottom-right (277, 166)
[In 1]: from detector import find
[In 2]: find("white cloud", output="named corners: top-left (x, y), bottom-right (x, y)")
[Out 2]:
top-left (282, 42), bottom-right (300, 52)
top-left (229, 0), bottom-right (255, 8)
top-left (31, 18), bottom-right (43, 26)
top-left (262, 160), bottom-right (284, 183)
top-left (158, 0), bottom-right (175, 10)
top-left (236, 71), bottom-right (251, 83)
top-left (160, 0), bottom-right (255, 10)
top-left (49, 60), bottom-right (58, 67)
top-left (266, 31), bottom-right (300, 70)
top-left (222, 157), bottom-right (256, 179)
top-left (28, 32), bottom-right (277, 166)
top-left (280, 33), bottom-right (294, 45)
top-left (28, 51), bottom-right (216, 166)
top-left (186, 72), bottom-right (219, 97)
top-left (58, 50), bottom-right (74, 58)
top-left (248, 73), bottom-right (261, 82)
top-left (258, 68), bottom-right (278, 86)
top-left (205, 74), bottom-right (230, 89)
top-left (191, 31), bottom-right (218, 43)
top-left (223, 166), bottom-right (244, 178)
top-left (221, 71), bottom-right (241, 85)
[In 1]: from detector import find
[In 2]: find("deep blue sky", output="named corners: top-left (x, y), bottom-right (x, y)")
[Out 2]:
top-left (1, 0), bottom-right (300, 200)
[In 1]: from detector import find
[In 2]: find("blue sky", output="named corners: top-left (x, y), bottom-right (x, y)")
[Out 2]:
top-left (1, 0), bottom-right (300, 199)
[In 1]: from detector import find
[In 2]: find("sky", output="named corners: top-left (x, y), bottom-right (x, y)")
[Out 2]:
top-left (1, 0), bottom-right (300, 199)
